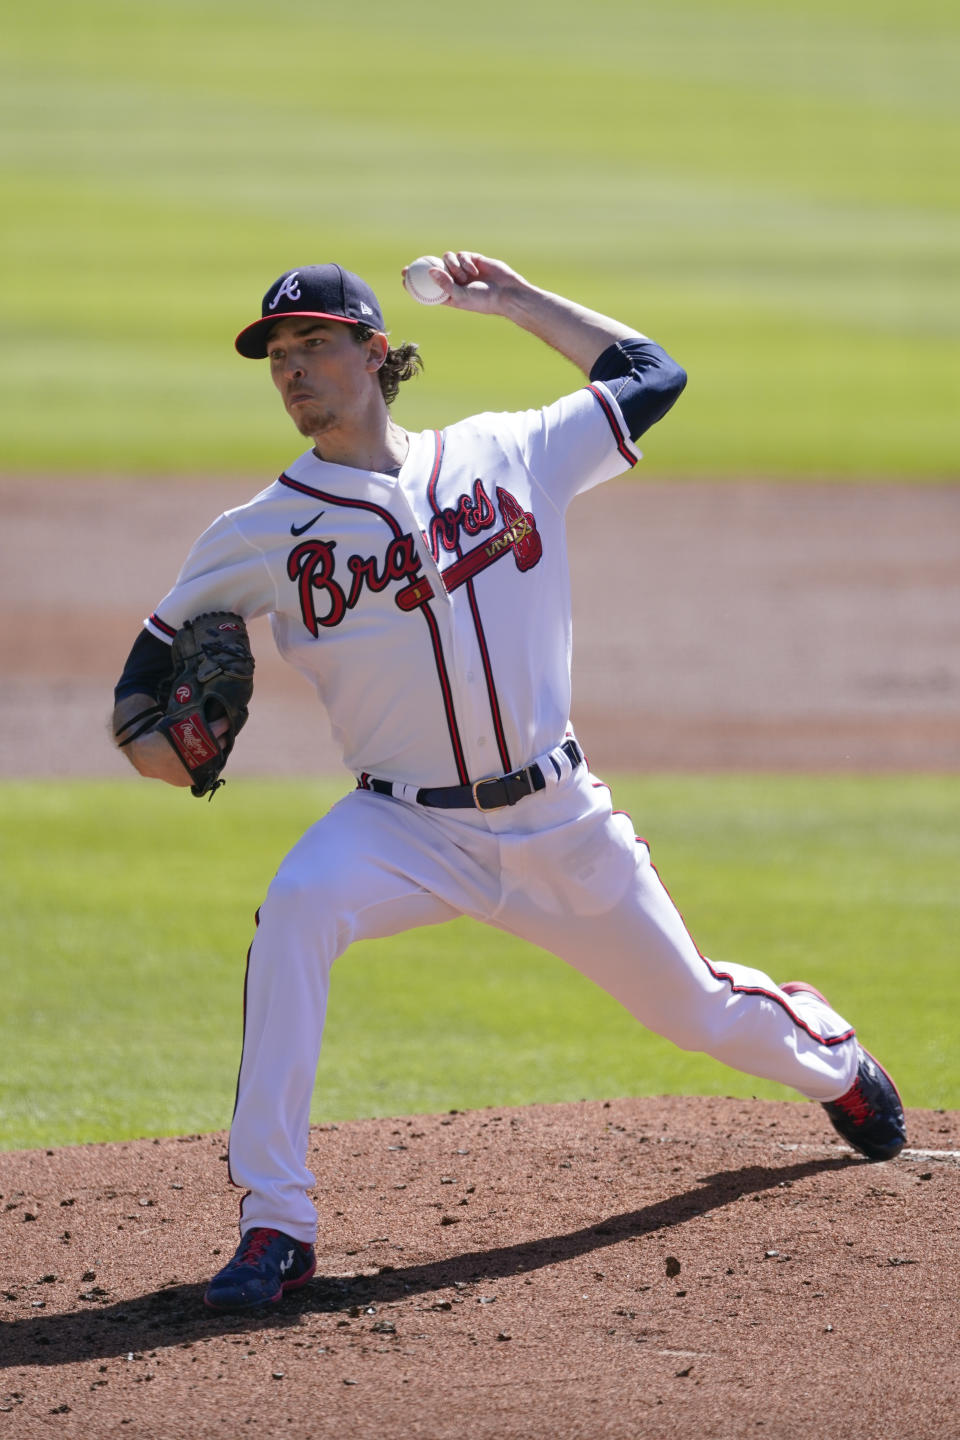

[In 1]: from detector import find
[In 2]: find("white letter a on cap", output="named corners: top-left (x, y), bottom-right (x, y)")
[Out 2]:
top-left (268, 271), bottom-right (302, 311)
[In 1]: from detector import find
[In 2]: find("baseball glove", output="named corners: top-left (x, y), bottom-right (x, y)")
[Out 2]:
top-left (156, 612), bottom-right (255, 798)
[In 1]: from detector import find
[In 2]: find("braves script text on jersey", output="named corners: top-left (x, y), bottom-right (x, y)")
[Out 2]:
top-left (128, 380), bottom-right (860, 1242)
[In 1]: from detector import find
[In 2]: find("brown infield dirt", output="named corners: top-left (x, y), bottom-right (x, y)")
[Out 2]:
top-left (1, 475), bottom-right (959, 1437)
top-left (2, 1103), bottom-right (959, 1440)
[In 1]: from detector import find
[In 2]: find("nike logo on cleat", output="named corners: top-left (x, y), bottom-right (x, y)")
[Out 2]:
top-left (279, 1250), bottom-right (295, 1274)
top-left (290, 510), bottom-right (326, 536)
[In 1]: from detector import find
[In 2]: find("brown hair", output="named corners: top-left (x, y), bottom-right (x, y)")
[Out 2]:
top-left (353, 323), bottom-right (423, 405)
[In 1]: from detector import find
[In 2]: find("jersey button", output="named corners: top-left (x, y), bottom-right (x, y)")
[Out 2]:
top-left (478, 736), bottom-right (487, 747)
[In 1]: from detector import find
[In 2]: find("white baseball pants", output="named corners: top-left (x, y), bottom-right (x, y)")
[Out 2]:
top-left (229, 764), bottom-right (859, 1243)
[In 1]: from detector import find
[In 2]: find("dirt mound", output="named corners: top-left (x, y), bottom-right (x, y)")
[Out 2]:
top-left (2, 1096), bottom-right (958, 1438)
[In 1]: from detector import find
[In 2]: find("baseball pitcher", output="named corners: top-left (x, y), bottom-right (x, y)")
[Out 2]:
top-left (113, 252), bottom-right (906, 1311)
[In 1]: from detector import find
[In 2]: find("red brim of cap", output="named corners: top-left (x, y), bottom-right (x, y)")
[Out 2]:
top-left (234, 310), bottom-right (365, 359)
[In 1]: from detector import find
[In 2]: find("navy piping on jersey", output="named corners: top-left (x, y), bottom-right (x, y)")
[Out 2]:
top-left (279, 470), bottom-right (471, 785)
top-left (425, 430), bottom-right (513, 775)
top-left (228, 906), bottom-right (259, 1196)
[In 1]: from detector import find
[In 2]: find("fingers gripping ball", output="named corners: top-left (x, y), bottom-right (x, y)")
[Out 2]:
top-left (156, 613), bottom-right (255, 798)
top-left (402, 256), bottom-right (448, 305)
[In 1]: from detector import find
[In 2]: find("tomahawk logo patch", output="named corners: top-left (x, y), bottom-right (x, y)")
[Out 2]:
top-left (393, 486), bottom-right (541, 610)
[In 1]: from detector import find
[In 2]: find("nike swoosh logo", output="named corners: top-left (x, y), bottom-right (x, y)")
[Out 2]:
top-left (290, 510), bottom-right (326, 537)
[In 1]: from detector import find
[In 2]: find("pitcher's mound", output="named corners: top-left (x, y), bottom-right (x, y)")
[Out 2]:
top-left (1, 1095), bottom-right (958, 1438)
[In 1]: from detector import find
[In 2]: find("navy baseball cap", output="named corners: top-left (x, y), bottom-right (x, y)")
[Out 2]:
top-left (235, 264), bottom-right (386, 358)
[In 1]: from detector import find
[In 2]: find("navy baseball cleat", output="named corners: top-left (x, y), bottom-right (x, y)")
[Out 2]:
top-left (203, 1227), bottom-right (316, 1311)
top-left (781, 981), bottom-right (907, 1162)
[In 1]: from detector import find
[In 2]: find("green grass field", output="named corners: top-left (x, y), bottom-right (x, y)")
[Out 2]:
top-left (1, 3), bottom-right (956, 1152)
top-left (3, 0), bottom-right (958, 477)
top-left (2, 775), bottom-right (955, 1151)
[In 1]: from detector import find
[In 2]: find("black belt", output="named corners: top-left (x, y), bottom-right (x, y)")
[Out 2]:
top-left (362, 739), bottom-right (584, 812)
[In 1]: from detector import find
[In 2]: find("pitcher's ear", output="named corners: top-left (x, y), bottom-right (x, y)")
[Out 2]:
top-left (366, 331), bottom-right (389, 371)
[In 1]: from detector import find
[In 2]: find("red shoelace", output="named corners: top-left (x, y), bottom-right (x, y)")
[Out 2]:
top-left (234, 1228), bottom-right (281, 1265)
top-left (834, 1082), bottom-right (874, 1125)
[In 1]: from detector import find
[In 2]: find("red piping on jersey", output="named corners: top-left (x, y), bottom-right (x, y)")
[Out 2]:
top-left (418, 600), bottom-right (470, 782)
top-left (425, 431), bottom-right (512, 774)
top-left (464, 576), bottom-right (512, 773)
top-left (587, 383), bottom-right (638, 469)
top-left (279, 471), bottom-right (470, 785)
top-left (643, 848), bottom-right (855, 1049)
top-left (425, 429), bottom-right (445, 548)
top-left (597, 776), bottom-right (854, 1049)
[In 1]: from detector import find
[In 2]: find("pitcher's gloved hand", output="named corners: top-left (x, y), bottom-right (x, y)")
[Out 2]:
top-left (156, 612), bottom-right (255, 798)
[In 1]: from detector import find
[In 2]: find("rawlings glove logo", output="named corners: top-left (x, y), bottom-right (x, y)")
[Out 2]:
top-left (168, 716), bottom-right (218, 768)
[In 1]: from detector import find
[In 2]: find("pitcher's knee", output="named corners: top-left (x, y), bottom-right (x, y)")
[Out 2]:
top-left (266, 856), bottom-right (348, 916)
top-left (628, 973), bottom-right (731, 1053)
top-left (256, 866), bottom-right (351, 963)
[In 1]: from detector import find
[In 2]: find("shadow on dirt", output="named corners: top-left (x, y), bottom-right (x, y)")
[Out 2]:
top-left (3, 1154), bottom-right (859, 1368)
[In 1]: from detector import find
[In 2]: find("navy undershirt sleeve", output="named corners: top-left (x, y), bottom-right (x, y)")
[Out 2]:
top-left (589, 338), bottom-right (687, 442)
top-left (114, 628), bottom-right (175, 704)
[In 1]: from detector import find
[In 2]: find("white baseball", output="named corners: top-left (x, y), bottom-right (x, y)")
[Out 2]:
top-left (403, 256), bottom-right (448, 306)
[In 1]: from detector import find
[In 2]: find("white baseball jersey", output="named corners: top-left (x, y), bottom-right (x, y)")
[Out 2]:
top-left (145, 383), bottom-right (639, 786)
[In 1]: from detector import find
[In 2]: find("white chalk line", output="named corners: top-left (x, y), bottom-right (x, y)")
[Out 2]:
top-left (650, 1135), bottom-right (960, 1163)
top-left (773, 1142), bottom-right (960, 1164)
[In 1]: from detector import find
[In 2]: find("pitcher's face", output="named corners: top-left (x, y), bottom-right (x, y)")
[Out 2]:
top-left (266, 318), bottom-right (386, 438)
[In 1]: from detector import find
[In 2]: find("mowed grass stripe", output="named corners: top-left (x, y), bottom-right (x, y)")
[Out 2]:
top-left (1, 0), bottom-right (958, 475)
